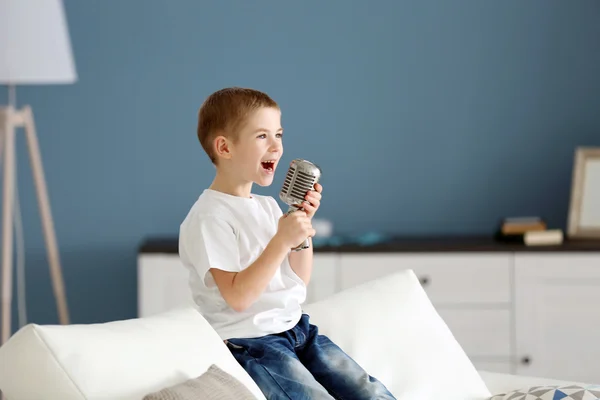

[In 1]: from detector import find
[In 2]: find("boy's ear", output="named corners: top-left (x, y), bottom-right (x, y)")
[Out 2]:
top-left (213, 135), bottom-right (233, 160)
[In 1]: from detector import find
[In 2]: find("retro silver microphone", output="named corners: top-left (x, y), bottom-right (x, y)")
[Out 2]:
top-left (279, 158), bottom-right (322, 251)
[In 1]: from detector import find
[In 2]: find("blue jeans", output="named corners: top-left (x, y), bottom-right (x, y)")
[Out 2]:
top-left (225, 314), bottom-right (396, 400)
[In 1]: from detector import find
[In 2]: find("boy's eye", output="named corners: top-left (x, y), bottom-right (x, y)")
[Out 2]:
top-left (256, 133), bottom-right (283, 139)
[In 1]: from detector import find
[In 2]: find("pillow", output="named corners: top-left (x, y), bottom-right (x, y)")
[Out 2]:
top-left (143, 364), bottom-right (257, 400)
top-left (302, 269), bottom-right (491, 400)
top-left (490, 384), bottom-right (600, 399)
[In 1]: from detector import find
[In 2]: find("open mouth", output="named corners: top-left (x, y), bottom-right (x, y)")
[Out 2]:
top-left (261, 160), bottom-right (275, 172)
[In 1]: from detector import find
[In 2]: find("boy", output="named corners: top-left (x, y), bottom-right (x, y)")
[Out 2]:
top-left (179, 87), bottom-right (395, 400)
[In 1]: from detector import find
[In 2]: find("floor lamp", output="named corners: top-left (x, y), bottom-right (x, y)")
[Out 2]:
top-left (0, 0), bottom-right (77, 345)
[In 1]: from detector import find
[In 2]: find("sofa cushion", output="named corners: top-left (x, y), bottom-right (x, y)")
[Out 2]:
top-left (142, 364), bottom-right (256, 400)
top-left (302, 269), bottom-right (492, 400)
top-left (0, 307), bottom-right (264, 400)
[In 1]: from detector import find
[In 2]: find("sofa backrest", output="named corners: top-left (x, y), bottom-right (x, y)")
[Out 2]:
top-left (0, 307), bottom-right (265, 400)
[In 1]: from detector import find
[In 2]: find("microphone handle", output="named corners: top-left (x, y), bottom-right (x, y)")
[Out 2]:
top-left (286, 205), bottom-right (311, 251)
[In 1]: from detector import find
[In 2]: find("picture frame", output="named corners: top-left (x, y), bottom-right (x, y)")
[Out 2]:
top-left (567, 147), bottom-right (600, 239)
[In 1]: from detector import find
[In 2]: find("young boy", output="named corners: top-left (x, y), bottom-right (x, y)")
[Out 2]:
top-left (179, 87), bottom-right (395, 400)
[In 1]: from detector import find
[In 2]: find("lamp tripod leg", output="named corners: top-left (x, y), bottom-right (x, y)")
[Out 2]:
top-left (1, 109), bottom-right (16, 345)
top-left (23, 106), bottom-right (69, 325)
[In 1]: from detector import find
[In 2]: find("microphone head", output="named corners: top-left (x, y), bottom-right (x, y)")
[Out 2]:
top-left (279, 159), bottom-right (322, 206)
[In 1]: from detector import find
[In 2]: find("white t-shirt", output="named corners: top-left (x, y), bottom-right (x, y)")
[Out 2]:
top-left (178, 189), bottom-right (306, 340)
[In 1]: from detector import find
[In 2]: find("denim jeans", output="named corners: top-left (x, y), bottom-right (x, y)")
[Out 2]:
top-left (225, 313), bottom-right (396, 400)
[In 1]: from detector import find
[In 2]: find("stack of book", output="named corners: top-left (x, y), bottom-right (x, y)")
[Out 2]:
top-left (495, 217), bottom-right (564, 246)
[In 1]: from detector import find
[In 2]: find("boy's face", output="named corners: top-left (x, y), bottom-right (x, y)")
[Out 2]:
top-left (231, 107), bottom-right (283, 187)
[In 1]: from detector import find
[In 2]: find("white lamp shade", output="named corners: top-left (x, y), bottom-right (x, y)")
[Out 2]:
top-left (0, 0), bottom-right (77, 84)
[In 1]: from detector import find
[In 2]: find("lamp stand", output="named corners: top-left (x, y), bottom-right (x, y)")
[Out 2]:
top-left (0, 105), bottom-right (69, 345)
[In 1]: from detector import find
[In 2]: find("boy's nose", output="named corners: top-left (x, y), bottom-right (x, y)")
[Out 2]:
top-left (269, 141), bottom-right (282, 152)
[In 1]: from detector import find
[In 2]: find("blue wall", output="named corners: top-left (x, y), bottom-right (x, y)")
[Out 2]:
top-left (1, 0), bottom-right (599, 330)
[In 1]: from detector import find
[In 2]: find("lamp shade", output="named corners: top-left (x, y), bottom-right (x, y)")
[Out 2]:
top-left (0, 0), bottom-right (77, 84)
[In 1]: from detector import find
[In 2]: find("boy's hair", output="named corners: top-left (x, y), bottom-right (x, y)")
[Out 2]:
top-left (197, 87), bottom-right (279, 164)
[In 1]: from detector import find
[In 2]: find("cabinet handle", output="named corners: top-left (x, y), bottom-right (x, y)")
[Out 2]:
top-left (419, 276), bottom-right (430, 286)
top-left (521, 356), bottom-right (531, 365)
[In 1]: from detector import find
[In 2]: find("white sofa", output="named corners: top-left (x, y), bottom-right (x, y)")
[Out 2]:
top-left (0, 269), bottom-right (594, 399)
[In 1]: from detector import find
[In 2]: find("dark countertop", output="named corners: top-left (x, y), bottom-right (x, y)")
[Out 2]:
top-left (138, 236), bottom-right (600, 254)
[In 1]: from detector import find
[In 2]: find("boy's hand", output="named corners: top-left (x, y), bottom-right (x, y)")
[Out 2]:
top-left (299, 183), bottom-right (322, 220)
top-left (276, 210), bottom-right (316, 249)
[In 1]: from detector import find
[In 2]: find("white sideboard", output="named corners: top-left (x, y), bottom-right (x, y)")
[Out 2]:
top-left (137, 237), bottom-right (600, 384)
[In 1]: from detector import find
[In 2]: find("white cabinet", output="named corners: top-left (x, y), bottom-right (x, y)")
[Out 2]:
top-left (514, 253), bottom-right (600, 383)
top-left (137, 241), bottom-right (600, 383)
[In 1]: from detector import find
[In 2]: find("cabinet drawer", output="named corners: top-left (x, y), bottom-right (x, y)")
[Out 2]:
top-left (339, 253), bottom-right (511, 304)
top-left (437, 308), bottom-right (511, 357)
top-left (514, 253), bottom-right (600, 384)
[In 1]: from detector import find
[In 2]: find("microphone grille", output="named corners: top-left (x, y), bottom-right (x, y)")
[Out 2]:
top-left (279, 159), bottom-right (321, 206)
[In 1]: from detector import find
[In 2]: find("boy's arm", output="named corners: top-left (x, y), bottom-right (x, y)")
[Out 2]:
top-left (210, 235), bottom-right (289, 312)
top-left (210, 211), bottom-right (312, 312)
top-left (288, 239), bottom-right (313, 286)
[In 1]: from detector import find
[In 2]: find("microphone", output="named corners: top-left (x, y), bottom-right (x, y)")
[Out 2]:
top-left (279, 158), bottom-right (322, 251)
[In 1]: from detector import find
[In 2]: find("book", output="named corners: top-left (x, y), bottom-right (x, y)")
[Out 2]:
top-left (523, 229), bottom-right (564, 246)
top-left (499, 216), bottom-right (547, 235)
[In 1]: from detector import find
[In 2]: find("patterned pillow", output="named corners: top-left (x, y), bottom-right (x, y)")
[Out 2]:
top-left (490, 385), bottom-right (600, 400)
